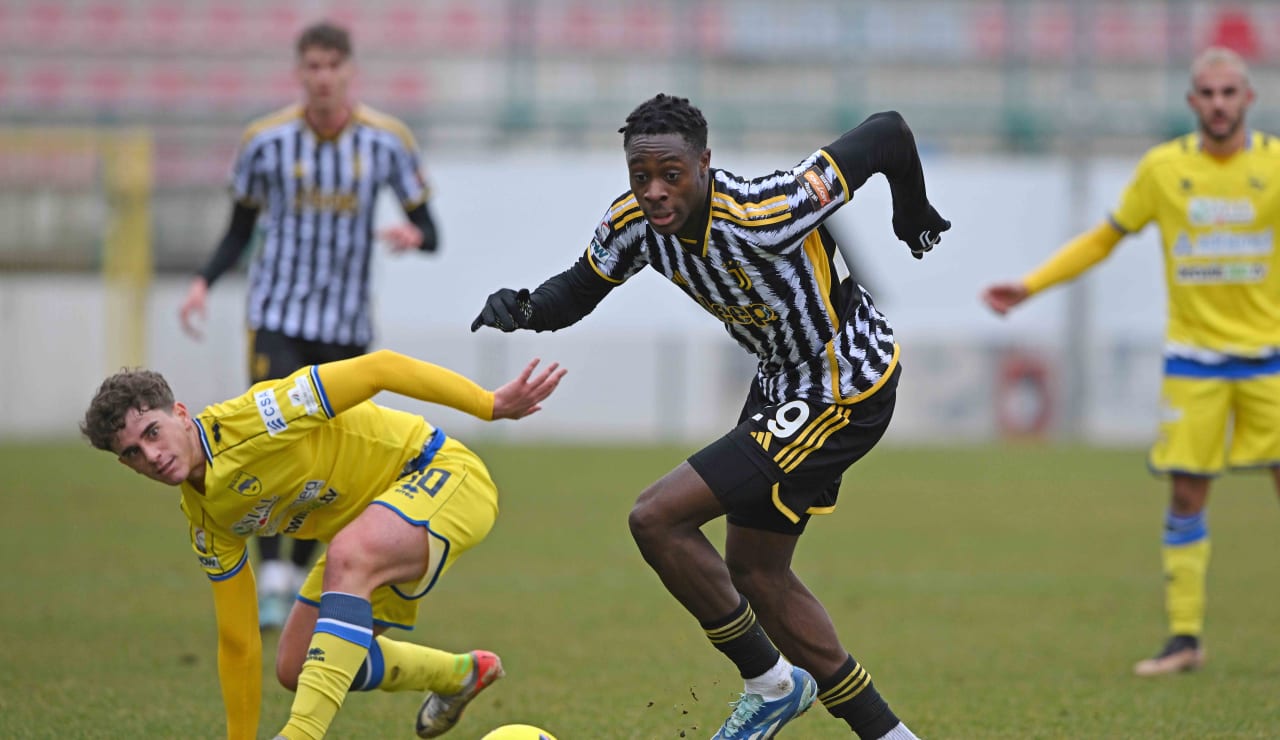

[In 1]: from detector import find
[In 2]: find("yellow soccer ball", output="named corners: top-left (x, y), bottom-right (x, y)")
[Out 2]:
top-left (481, 724), bottom-right (558, 740)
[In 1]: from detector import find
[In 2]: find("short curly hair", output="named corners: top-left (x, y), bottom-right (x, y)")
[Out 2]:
top-left (81, 369), bottom-right (174, 452)
top-left (619, 93), bottom-right (708, 152)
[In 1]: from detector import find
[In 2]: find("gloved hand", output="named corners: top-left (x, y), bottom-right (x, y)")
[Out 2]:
top-left (892, 203), bottom-right (951, 260)
top-left (470, 288), bottom-right (533, 332)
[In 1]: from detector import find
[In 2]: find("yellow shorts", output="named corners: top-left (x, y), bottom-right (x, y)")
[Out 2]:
top-left (1149, 372), bottom-right (1280, 476)
top-left (298, 437), bottom-right (499, 629)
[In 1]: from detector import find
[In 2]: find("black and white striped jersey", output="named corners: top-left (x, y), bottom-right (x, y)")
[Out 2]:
top-left (231, 104), bottom-right (429, 346)
top-left (586, 149), bottom-right (897, 405)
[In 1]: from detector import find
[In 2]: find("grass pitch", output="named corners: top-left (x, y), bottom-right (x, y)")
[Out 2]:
top-left (1, 441), bottom-right (1278, 739)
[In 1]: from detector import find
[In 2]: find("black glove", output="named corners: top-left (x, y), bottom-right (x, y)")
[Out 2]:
top-left (471, 288), bottom-right (533, 332)
top-left (892, 203), bottom-right (951, 260)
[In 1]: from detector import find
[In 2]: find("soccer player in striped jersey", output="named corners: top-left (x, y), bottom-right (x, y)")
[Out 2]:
top-left (983, 47), bottom-right (1280, 677)
top-left (82, 351), bottom-right (565, 740)
top-left (473, 94), bottom-right (949, 739)
top-left (177, 21), bottom-right (441, 629)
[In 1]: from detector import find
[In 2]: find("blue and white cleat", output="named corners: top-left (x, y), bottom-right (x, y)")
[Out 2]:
top-left (711, 665), bottom-right (817, 739)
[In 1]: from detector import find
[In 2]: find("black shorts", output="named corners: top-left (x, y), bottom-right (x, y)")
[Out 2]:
top-left (249, 328), bottom-right (366, 383)
top-left (688, 364), bottom-right (899, 535)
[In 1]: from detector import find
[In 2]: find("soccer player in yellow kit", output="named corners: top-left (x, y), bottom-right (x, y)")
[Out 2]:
top-left (983, 47), bottom-right (1280, 676)
top-left (81, 350), bottom-right (565, 738)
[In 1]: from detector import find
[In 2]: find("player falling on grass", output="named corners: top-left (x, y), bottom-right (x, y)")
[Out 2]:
top-left (177, 20), bottom-right (442, 629)
top-left (983, 47), bottom-right (1280, 677)
top-left (81, 350), bottom-right (565, 740)
top-left (472, 94), bottom-right (949, 739)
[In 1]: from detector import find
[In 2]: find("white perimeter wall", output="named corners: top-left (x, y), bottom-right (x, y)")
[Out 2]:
top-left (0, 151), bottom-right (1168, 445)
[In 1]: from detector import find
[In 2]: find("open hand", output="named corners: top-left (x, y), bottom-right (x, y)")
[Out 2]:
top-left (981, 282), bottom-right (1030, 315)
top-left (492, 359), bottom-right (567, 420)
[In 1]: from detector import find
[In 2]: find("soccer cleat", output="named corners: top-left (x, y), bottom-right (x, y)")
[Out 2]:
top-left (257, 591), bottom-right (291, 631)
top-left (1133, 634), bottom-right (1206, 677)
top-left (711, 665), bottom-right (817, 739)
top-left (416, 650), bottom-right (505, 738)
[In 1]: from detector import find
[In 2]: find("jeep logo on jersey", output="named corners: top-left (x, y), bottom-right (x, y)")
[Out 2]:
top-left (228, 471), bottom-right (262, 497)
top-left (254, 388), bottom-right (289, 436)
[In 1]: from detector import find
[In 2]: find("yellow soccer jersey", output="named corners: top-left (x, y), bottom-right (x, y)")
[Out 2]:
top-left (1111, 131), bottom-right (1280, 358)
top-left (179, 365), bottom-right (433, 581)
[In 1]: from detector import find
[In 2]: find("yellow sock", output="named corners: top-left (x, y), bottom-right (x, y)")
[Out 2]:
top-left (280, 593), bottom-right (373, 740)
top-left (373, 636), bottom-right (474, 693)
top-left (1163, 538), bottom-right (1210, 636)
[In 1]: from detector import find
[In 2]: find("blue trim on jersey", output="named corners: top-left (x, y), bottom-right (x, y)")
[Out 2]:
top-left (369, 500), bottom-right (452, 600)
top-left (310, 365), bottom-right (336, 418)
top-left (399, 429), bottom-right (447, 478)
top-left (1163, 510), bottom-right (1208, 546)
top-left (193, 418), bottom-right (213, 462)
top-left (207, 549), bottom-right (248, 581)
top-left (1164, 354), bottom-right (1280, 379)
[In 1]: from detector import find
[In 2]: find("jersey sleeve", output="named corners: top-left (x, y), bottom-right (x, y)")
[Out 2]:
top-left (385, 130), bottom-right (429, 209)
top-left (713, 150), bottom-right (852, 252)
top-left (584, 194), bottom-right (652, 284)
top-left (1109, 152), bottom-right (1157, 234)
top-left (182, 494), bottom-right (249, 582)
top-left (200, 365), bottom-right (337, 461)
top-left (229, 134), bottom-right (268, 207)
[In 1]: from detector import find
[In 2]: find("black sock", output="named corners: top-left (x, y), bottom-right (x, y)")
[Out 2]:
top-left (818, 654), bottom-right (899, 739)
top-left (257, 534), bottom-right (281, 561)
top-left (290, 538), bottom-right (319, 568)
top-left (700, 594), bottom-right (779, 679)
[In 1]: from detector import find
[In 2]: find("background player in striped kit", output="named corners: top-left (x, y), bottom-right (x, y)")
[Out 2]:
top-left (472, 94), bottom-right (949, 739)
top-left (178, 20), bottom-right (441, 628)
top-left (983, 47), bottom-right (1280, 677)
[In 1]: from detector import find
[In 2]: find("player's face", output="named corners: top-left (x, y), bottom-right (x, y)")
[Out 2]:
top-left (1188, 63), bottom-right (1254, 144)
top-left (112, 404), bottom-right (199, 486)
top-left (297, 46), bottom-right (352, 114)
top-left (625, 133), bottom-right (711, 237)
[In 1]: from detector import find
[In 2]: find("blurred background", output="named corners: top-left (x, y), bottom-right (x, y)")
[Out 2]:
top-left (3, 0), bottom-right (1279, 445)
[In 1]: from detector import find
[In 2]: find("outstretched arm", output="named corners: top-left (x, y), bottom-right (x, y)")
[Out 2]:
top-left (982, 221), bottom-right (1124, 315)
top-left (179, 201), bottom-right (260, 339)
top-left (210, 566), bottom-right (262, 740)
top-left (315, 349), bottom-right (565, 419)
top-left (471, 253), bottom-right (615, 333)
top-left (821, 111), bottom-right (951, 258)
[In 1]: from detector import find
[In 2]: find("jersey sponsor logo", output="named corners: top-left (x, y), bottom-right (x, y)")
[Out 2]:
top-left (288, 376), bottom-right (320, 415)
top-left (798, 166), bottom-right (833, 207)
top-left (296, 479), bottom-right (325, 502)
top-left (228, 471), bottom-right (262, 497)
top-left (590, 238), bottom-right (610, 265)
top-left (695, 295), bottom-right (779, 327)
top-left (295, 187), bottom-right (360, 214)
top-left (1174, 261), bottom-right (1267, 284)
top-left (281, 487), bottom-right (340, 534)
top-left (198, 555), bottom-right (221, 570)
top-left (1173, 229), bottom-right (1273, 257)
top-left (1187, 197), bottom-right (1256, 226)
top-left (232, 497), bottom-right (280, 536)
top-left (255, 389), bottom-right (289, 436)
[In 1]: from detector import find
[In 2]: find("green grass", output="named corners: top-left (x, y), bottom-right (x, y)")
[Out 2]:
top-left (2, 441), bottom-right (1279, 738)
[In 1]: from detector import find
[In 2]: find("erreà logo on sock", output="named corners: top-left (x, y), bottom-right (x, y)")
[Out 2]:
top-left (306, 647), bottom-right (326, 663)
